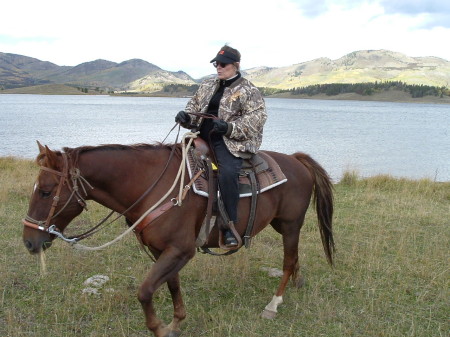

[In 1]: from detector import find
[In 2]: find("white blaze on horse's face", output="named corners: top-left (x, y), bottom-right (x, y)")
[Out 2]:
top-left (33, 182), bottom-right (38, 193)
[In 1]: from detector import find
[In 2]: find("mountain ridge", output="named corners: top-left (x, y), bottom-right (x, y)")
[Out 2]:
top-left (1, 50), bottom-right (449, 91)
top-left (242, 50), bottom-right (449, 88)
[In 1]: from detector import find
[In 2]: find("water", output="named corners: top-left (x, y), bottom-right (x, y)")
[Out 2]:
top-left (1, 94), bottom-right (449, 182)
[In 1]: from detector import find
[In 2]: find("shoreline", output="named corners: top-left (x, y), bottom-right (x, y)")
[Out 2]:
top-left (267, 91), bottom-right (450, 104)
top-left (1, 84), bottom-right (449, 104)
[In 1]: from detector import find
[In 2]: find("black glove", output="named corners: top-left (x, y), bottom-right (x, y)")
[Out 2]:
top-left (175, 111), bottom-right (191, 126)
top-left (212, 119), bottom-right (229, 135)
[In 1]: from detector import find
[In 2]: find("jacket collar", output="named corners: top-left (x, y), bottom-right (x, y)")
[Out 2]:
top-left (215, 72), bottom-right (243, 89)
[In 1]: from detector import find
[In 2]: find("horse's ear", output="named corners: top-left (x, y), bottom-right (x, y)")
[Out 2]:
top-left (44, 145), bottom-right (59, 169)
top-left (37, 141), bottom-right (45, 154)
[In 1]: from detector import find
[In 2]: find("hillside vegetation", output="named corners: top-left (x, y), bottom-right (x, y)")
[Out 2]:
top-left (1, 157), bottom-right (449, 336)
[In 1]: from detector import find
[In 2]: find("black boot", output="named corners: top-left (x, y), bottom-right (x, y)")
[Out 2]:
top-left (224, 230), bottom-right (238, 247)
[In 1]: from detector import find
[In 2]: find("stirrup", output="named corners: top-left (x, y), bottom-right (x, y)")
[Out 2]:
top-left (224, 230), bottom-right (238, 247)
top-left (219, 222), bottom-right (243, 251)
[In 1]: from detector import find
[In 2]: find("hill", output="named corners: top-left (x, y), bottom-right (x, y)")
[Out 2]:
top-left (0, 52), bottom-right (196, 91)
top-left (0, 53), bottom-right (64, 88)
top-left (1, 50), bottom-right (449, 93)
top-left (243, 50), bottom-right (450, 89)
top-left (127, 70), bottom-right (196, 92)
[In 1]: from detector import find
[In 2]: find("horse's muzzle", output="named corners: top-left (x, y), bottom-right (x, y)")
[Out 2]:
top-left (23, 238), bottom-right (53, 254)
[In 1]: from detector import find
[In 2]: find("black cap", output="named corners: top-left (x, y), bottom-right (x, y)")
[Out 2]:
top-left (210, 49), bottom-right (240, 64)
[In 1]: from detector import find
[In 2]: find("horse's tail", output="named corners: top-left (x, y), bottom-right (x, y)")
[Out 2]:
top-left (293, 152), bottom-right (335, 266)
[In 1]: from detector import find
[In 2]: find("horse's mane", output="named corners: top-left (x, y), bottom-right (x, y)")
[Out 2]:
top-left (63, 142), bottom-right (175, 155)
top-left (37, 143), bottom-right (180, 167)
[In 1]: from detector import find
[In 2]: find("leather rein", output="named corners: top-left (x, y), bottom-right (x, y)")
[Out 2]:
top-left (22, 134), bottom-right (182, 244)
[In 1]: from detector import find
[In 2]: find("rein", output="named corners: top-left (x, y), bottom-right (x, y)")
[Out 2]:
top-left (187, 112), bottom-right (219, 120)
top-left (23, 127), bottom-right (183, 243)
top-left (73, 131), bottom-right (199, 251)
top-left (72, 125), bottom-right (183, 241)
top-left (23, 131), bottom-right (200, 250)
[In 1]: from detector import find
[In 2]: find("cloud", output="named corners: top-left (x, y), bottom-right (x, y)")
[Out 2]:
top-left (379, 0), bottom-right (450, 28)
top-left (380, 0), bottom-right (450, 15)
top-left (292, 0), bottom-right (450, 28)
top-left (0, 0), bottom-right (449, 78)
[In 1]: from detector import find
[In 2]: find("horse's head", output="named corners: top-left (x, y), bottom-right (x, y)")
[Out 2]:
top-left (22, 142), bottom-right (86, 254)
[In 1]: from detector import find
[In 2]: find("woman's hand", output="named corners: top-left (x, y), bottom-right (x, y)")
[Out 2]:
top-left (175, 111), bottom-right (191, 127)
top-left (212, 119), bottom-right (231, 135)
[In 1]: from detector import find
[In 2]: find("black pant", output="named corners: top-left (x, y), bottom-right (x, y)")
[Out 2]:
top-left (212, 138), bottom-right (242, 224)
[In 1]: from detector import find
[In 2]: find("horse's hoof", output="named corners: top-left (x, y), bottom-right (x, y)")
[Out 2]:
top-left (261, 309), bottom-right (277, 319)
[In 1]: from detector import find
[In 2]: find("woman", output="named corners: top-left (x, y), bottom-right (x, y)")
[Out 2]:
top-left (175, 45), bottom-right (267, 248)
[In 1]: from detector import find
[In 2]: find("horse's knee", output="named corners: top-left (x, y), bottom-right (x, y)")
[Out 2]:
top-left (173, 308), bottom-right (186, 322)
top-left (137, 285), bottom-right (155, 303)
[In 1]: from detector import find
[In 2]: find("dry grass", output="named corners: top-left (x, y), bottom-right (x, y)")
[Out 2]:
top-left (1, 158), bottom-right (448, 336)
top-left (0, 84), bottom-right (87, 95)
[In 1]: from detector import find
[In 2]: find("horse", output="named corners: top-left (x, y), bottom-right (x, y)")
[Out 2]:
top-left (22, 138), bottom-right (335, 337)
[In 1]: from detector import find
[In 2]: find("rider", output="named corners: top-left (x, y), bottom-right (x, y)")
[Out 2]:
top-left (175, 45), bottom-right (267, 248)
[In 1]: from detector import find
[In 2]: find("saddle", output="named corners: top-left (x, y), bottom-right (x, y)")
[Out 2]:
top-left (187, 138), bottom-right (287, 252)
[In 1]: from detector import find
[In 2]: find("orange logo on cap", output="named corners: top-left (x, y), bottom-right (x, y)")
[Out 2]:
top-left (219, 51), bottom-right (225, 55)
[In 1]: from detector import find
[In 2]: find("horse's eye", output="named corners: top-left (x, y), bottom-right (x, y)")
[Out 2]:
top-left (39, 190), bottom-right (52, 198)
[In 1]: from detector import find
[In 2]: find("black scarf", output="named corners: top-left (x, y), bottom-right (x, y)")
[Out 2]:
top-left (200, 72), bottom-right (241, 141)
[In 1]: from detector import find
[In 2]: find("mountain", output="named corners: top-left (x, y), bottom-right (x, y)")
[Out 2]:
top-left (46, 58), bottom-right (170, 89)
top-left (0, 53), bottom-right (196, 91)
top-left (127, 69), bottom-right (196, 92)
top-left (242, 50), bottom-right (450, 88)
top-left (1, 50), bottom-right (449, 92)
top-left (0, 52), bottom-right (67, 88)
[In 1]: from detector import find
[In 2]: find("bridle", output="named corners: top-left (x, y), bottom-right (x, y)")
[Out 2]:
top-left (22, 152), bottom-right (92, 243)
top-left (21, 130), bottom-right (201, 251)
top-left (21, 131), bottom-right (183, 245)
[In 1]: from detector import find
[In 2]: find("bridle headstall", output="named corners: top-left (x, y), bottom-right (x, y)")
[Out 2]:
top-left (22, 152), bottom-right (93, 243)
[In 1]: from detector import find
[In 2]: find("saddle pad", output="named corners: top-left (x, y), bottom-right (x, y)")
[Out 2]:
top-left (186, 150), bottom-right (287, 198)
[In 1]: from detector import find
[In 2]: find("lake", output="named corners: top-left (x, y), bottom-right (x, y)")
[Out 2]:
top-left (0, 94), bottom-right (449, 182)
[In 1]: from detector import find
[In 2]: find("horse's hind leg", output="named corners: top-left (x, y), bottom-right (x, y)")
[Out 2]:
top-left (262, 217), bottom-right (304, 319)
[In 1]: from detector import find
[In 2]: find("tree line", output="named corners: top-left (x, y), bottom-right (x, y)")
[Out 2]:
top-left (161, 81), bottom-right (449, 98)
top-left (260, 81), bottom-right (449, 98)
top-left (162, 84), bottom-right (199, 94)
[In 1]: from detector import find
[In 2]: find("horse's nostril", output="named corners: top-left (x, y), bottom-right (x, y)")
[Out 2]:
top-left (24, 240), bottom-right (33, 250)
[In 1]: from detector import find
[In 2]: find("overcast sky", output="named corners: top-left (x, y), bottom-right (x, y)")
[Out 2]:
top-left (1, 0), bottom-right (449, 78)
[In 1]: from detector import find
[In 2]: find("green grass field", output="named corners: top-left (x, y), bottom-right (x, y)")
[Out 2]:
top-left (1, 157), bottom-right (448, 336)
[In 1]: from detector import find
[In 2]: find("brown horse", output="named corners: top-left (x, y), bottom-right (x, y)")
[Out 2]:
top-left (22, 139), bottom-right (334, 337)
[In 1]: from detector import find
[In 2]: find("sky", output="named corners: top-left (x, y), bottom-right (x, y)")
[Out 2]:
top-left (1, 0), bottom-right (449, 79)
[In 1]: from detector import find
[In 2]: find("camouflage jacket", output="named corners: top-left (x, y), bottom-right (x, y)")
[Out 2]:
top-left (185, 76), bottom-right (267, 157)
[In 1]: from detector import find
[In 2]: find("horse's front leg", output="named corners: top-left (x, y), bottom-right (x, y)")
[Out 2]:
top-left (166, 273), bottom-right (186, 335)
top-left (138, 247), bottom-right (193, 337)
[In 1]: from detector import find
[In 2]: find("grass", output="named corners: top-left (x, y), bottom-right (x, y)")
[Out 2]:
top-left (1, 158), bottom-right (449, 337)
top-left (0, 84), bottom-right (88, 95)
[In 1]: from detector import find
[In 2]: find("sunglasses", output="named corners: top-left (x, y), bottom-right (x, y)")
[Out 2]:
top-left (213, 62), bottom-right (231, 68)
